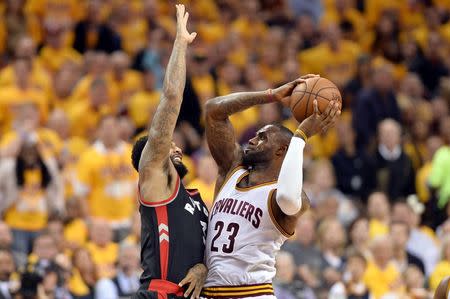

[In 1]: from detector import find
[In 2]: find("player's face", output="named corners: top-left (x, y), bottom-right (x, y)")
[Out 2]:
top-left (169, 142), bottom-right (188, 178)
top-left (242, 126), bottom-right (276, 167)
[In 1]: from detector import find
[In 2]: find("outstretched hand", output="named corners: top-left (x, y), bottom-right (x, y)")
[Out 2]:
top-left (298, 99), bottom-right (341, 139)
top-left (176, 4), bottom-right (197, 44)
top-left (271, 74), bottom-right (320, 105)
top-left (178, 263), bottom-right (207, 299)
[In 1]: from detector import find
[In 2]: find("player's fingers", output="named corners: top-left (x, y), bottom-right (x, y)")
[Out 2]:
top-left (313, 99), bottom-right (319, 116)
top-left (184, 280), bottom-right (195, 298)
top-left (178, 274), bottom-right (192, 287)
top-left (294, 78), bottom-right (306, 85)
top-left (192, 281), bottom-right (203, 299)
top-left (184, 12), bottom-right (189, 24)
top-left (321, 100), bottom-right (334, 119)
top-left (190, 32), bottom-right (197, 40)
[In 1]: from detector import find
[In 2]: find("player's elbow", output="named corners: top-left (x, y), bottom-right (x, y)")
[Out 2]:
top-left (276, 193), bottom-right (302, 216)
top-left (205, 97), bottom-right (225, 119)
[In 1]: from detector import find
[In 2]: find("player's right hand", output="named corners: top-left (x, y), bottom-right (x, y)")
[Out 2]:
top-left (176, 4), bottom-right (197, 44)
top-left (178, 263), bottom-right (207, 299)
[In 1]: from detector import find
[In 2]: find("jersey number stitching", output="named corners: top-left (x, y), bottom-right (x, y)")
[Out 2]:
top-left (210, 221), bottom-right (240, 253)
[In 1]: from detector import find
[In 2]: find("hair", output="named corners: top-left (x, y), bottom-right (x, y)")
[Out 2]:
top-left (272, 123), bottom-right (293, 142)
top-left (346, 248), bottom-right (367, 266)
top-left (131, 135), bottom-right (148, 172)
top-left (15, 147), bottom-right (52, 189)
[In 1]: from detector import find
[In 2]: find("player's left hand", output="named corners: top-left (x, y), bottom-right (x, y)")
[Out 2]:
top-left (271, 74), bottom-right (320, 105)
top-left (297, 98), bottom-right (341, 139)
top-left (179, 263), bottom-right (207, 298)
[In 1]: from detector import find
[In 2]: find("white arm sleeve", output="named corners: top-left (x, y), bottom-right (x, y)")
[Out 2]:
top-left (276, 136), bottom-right (305, 215)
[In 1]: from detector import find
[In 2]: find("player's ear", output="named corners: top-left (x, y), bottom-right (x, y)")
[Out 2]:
top-left (276, 144), bottom-right (288, 156)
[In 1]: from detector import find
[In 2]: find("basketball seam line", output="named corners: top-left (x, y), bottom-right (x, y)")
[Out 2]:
top-left (291, 83), bottom-right (307, 113)
top-left (294, 91), bottom-right (334, 102)
top-left (304, 78), bottom-right (321, 119)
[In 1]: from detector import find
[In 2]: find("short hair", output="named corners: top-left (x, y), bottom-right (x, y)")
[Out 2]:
top-left (346, 249), bottom-right (367, 265)
top-left (131, 135), bottom-right (148, 172)
top-left (272, 123), bottom-right (293, 146)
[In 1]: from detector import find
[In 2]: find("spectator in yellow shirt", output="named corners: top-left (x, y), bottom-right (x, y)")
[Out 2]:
top-left (85, 219), bottom-right (119, 279)
top-left (69, 247), bottom-right (97, 298)
top-left (67, 78), bottom-right (112, 139)
top-left (75, 116), bottom-right (138, 239)
top-left (110, 51), bottom-right (143, 105)
top-left (38, 18), bottom-right (82, 74)
top-left (364, 235), bottom-right (404, 299)
top-left (127, 70), bottom-right (160, 132)
top-left (51, 61), bottom-right (82, 112)
top-left (430, 237), bottom-right (450, 291)
top-left (187, 154), bottom-right (218, 210)
top-left (367, 192), bottom-right (391, 239)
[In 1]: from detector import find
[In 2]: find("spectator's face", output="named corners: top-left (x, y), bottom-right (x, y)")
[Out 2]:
top-left (432, 98), bottom-right (449, 121)
top-left (390, 223), bottom-right (409, 250)
top-left (311, 161), bottom-right (335, 190)
top-left (392, 204), bottom-right (413, 227)
top-left (42, 271), bottom-right (58, 295)
top-left (54, 69), bottom-right (76, 98)
top-left (404, 266), bottom-right (424, 289)
top-left (412, 120), bottom-right (429, 141)
top-left (368, 192), bottom-right (390, 220)
top-left (322, 221), bottom-right (345, 251)
top-left (89, 82), bottom-right (109, 107)
top-left (346, 256), bottom-right (366, 281)
top-left (295, 215), bottom-right (315, 245)
top-left (47, 110), bottom-right (70, 140)
top-left (15, 37), bottom-right (35, 60)
top-left (118, 117), bottom-right (135, 142)
top-left (14, 60), bottom-right (32, 88)
top-left (317, 196), bottom-right (339, 220)
top-left (378, 121), bottom-right (401, 150)
top-left (47, 221), bottom-right (64, 248)
top-left (111, 53), bottom-right (130, 77)
top-left (0, 251), bottom-right (14, 281)
top-left (324, 23), bottom-right (342, 46)
top-left (34, 236), bottom-right (57, 261)
top-left (73, 249), bottom-right (94, 272)
top-left (401, 74), bottom-right (424, 99)
top-left (350, 218), bottom-right (369, 246)
top-left (372, 237), bottom-right (393, 266)
top-left (219, 63), bottom-right (240, 85)
top-left (0, 223), bottom-right (12, 249)
top-left (275, 253), bottom-right (295, 283)
top-left (261, 47), bottom-right (279, 67)
top-left (118, 247), bottom-right (140, 274)
top-left (373, 66), bottom-right (394, 92)
top-left (98, 117), bottom-right (121, 147)
top-left (426, 136), bottom-right (443, 160)
top-left (90, 220), bottom-right (113, 247)
top-left (336, 120), bottom-right (355, 148)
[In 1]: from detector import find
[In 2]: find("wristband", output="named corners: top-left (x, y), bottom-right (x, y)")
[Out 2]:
top-left (295, 129), bottom-right (308, 142)
top-left (267, 89), bottom-right (275, 102)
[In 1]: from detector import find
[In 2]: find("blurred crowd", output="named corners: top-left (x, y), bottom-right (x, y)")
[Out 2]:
top-left (0, 0), bottom-right (450, 298)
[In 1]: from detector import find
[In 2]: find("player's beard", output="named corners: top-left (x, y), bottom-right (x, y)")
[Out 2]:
top-left (242, 150), bottom-right (271, 168)
top-left (171, 159), bottom-right (188, 179)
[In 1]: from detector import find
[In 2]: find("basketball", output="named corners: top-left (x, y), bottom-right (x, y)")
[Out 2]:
top-left (289, 77), bottom-right (342, 122)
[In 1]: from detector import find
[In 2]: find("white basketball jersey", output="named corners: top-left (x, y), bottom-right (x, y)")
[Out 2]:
top-left (205, 167), bottom-right (291, 287)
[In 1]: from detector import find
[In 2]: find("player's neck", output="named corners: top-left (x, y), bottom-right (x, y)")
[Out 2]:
top-left (247, 163), bottom-right (279, 185)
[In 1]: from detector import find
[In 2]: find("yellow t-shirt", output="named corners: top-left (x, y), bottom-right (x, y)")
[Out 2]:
top-left (0, 86), bottom-right (49, 132)
top-left (0, 62), bottom-right (52, 95)
top-left (192, 74), bottom-right (216, 103)
top-left (364, 261), bottom-right (402, 299)
top-left (430, 261), bottom-right (450, 291)
top-left (127, 90), bottom-right (161, 128)
top-left (5, 169), bottom-right (48, 231)
top-left (85, 242), bottom-right (118, 278)
top-left (187, 178), bottom-right (215, 210)
top-left (64, 218), bottom-right (88, 247)
top-left (298, 41), bottom-right (361, 88)
top-left (0, 128), bottom-right (62, 157)
top-left (76, 143), bottom-right (138, 222)
top-left (68, 268), bottom-right (91, 297)
top-left (416, 162), bottom-right (432, 203)
top-left (321, 7), bottom-right (366, 39)
top-left (66, 101), bottom-right (112, 139)
top-left (116, 19), bottom-right (149, 56)
top-left (229, 107), bottom-right (259, 140)
top-left (38, 46), bottom-right (82, 73)
top-left (197, 22), bottom-right (226, 44)
top-left (71, 74), bottom-right (120, 109)
top-left (113, 70), bottom-right (143, 101)
top-left (369, 219), bottom-right (389, 239)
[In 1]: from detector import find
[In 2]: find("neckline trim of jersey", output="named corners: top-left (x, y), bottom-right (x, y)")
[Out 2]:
top-left (235, 171), bottom-right (277, 191)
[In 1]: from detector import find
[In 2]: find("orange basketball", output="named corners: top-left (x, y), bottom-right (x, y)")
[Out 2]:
top-left (289, 77), bottom-right (342, 122)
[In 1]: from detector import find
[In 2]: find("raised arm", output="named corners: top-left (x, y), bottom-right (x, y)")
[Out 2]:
top-left (138, 5), bottom-right (196, 178)
top-left (205, 78), bottom-right (308, 177)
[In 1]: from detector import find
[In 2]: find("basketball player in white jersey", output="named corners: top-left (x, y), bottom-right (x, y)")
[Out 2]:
top-left (202, 76), bottom-right (341, 298)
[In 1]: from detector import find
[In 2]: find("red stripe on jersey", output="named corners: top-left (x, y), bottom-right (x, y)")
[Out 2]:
top-left (148, 279), bottom-right (183, 299)
top-left (155, 205), bottom-right (169, 280)
top-left (138, 176), bottom-right (180, 207)
top-left (186, 189), bottom-right (199, 196)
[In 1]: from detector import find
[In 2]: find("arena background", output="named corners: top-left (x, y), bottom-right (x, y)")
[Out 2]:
top-left (0, 0), bottom-right (450, 298)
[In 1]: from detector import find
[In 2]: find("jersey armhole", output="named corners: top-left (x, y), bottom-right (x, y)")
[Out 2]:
top-left (138, 175), bottom-right (180, 207)
top-left (267, 189), bottom-right (295, 238)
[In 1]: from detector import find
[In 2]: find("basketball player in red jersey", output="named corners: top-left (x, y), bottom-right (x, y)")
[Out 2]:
top-left (131, 5), bottom-right (208, 299)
